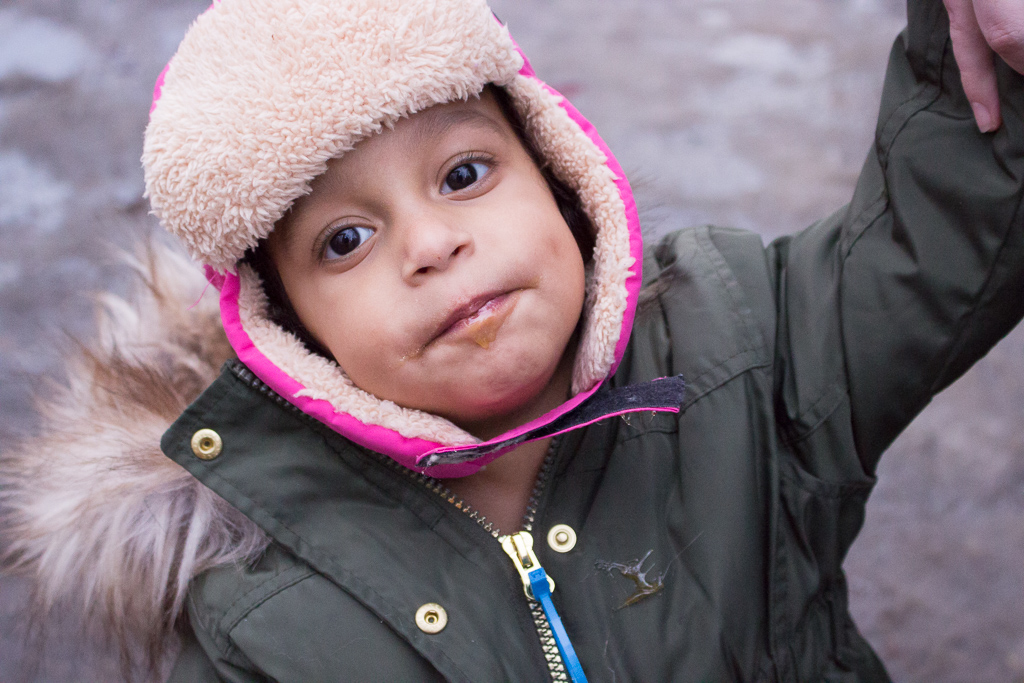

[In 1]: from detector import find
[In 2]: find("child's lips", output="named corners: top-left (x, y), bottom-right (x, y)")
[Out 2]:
top-left (432, 290), bottom-right (522, 348)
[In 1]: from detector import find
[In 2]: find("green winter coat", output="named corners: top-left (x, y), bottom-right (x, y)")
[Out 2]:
top-left (163, 1), bottom-right (1024, 680)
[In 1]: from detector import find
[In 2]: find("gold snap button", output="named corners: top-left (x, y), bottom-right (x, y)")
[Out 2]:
top-left (191, 429), bottom-right (223, 460)
top-left (547, 524), bottom-right (577, 553)
top-left (415, 603), bottom-right (447, 634)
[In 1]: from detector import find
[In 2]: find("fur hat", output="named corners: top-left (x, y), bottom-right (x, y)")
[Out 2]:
top-left (143, 0), bottom-right (642, 476)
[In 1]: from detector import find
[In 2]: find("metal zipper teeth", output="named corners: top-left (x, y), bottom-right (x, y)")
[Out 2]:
top-left (229, 361), bottom-right (570, 682)
top-left (514, 438), bottom-right (570, 682)
top-left (371, 434), bottom-right (570, 682)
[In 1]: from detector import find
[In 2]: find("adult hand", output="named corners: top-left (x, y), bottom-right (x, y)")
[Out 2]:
top-left (944, 0), bottom-right (1024, 132)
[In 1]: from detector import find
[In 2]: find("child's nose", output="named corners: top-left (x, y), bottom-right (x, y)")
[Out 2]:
top-left (400, 215), bottom-right (473, 282)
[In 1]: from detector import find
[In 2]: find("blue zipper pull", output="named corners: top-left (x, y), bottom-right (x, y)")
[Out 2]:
top-left (501, 531), bottom-right (589, 683)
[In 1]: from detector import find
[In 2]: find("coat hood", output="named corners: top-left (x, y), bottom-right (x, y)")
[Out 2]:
top-left (143, 0), bottom-right (651, 477)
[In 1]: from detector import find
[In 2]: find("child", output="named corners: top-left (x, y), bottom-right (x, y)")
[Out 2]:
top-left (3, 0), bottom-right (1024, 680)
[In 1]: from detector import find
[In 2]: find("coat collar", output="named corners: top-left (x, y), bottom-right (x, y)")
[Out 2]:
top-left (161, 360), bottom-right (683, 679)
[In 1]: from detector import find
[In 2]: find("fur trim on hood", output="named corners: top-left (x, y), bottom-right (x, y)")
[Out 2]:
top-left (0, 246), bottom-right (267, 679)
top-left (143, 0), bottom-right (644, 477)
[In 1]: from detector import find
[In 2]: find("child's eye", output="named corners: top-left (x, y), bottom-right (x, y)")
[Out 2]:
top-left (440, 161), bottom-right (490, 195)
top-left (324, 226), bottom-right (374, 260)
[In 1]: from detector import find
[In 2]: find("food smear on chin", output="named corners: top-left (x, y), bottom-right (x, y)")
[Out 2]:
top-left (468, 314), bottom-right (501, 349)
top-left (461, 292), bottom-right (519, 349)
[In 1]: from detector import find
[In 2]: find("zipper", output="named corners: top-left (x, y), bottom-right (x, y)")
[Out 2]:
top-left (394, 439), bottom-right (573, 683)
top-left (500, 528), bottom-right (589, 683)
top-left (229, 362), bottom-right (572, 681)
top-left (508, 442), bottom-right (571, 682)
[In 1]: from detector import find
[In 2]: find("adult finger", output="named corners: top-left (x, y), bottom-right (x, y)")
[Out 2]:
top-left (972, 0), bottom-right (1024, 74)
top-left (945, 0), bottom-right (1001, 132)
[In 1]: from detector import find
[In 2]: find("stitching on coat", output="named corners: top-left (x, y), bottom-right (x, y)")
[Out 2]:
top-left (876, 6), bottom-right (947, 168)
top-left (679, 347), bottom-right (765, 409)
top-left (219, 564), bottom-right (317, 639)
top-left (928, 163), bottom-right (1024, 397)
top-left (660, 227), bottom-right (770, 410)
top-left (695, 227), bottom-right (769, 357)
top-left (778, 456), bottom-right (874, 499)
top-left (777, 375), bottom-right (847, 449)
top-left (840, 192), bottom-right (888, 258)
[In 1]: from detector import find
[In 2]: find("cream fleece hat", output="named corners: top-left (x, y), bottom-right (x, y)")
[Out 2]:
top-left (143, 0), bottom-right (644, 475)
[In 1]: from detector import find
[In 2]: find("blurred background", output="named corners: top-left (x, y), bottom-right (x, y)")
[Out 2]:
top-left (1, 0), bottom-right (1023, 680)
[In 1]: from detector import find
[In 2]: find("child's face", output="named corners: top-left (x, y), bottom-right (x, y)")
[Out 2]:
top-left (267, 92), bottom-right (587, 437)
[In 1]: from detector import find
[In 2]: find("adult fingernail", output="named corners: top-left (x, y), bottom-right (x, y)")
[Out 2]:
top-left (971, 102), bottom-right (995, 133)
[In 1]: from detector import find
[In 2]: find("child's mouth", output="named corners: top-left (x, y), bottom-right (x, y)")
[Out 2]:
top-left (435, 290), bottom-right (522, 349)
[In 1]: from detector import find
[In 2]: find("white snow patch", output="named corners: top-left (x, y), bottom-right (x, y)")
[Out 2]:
top-left (711, 34), bottom-right (831, 79)
top-left (704, 72), bottom-right (833, 121)
top-left (0, 10), bottom-right (92, 83)
top-left (0, 261), bottom-right (21, 289)
top-left (627, 125), bottom-right (765, 202)
top-left (0, 152), bottom-right (72, 233)
top-left (699, 8), bottom-right (733, 29)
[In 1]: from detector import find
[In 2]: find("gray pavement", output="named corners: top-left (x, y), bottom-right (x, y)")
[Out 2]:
top-left (2, 0), bottom-right (1022, 681)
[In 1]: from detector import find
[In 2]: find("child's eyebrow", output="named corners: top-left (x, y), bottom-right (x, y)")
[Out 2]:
top-left (276, 105), bottom-right (511, 254)
top-left (409, 106), bottom-right (513, 146)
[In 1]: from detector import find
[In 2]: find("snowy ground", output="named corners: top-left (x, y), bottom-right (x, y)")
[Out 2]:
top-left (1, 0), bottom-right (1023, 680)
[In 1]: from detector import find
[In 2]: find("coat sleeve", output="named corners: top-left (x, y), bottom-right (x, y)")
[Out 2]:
top-left (769, 0), bottom-right (1024, 475)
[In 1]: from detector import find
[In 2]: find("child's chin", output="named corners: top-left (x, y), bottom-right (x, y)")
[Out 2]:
top-left (440, 377), bottom-right (562, 438)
